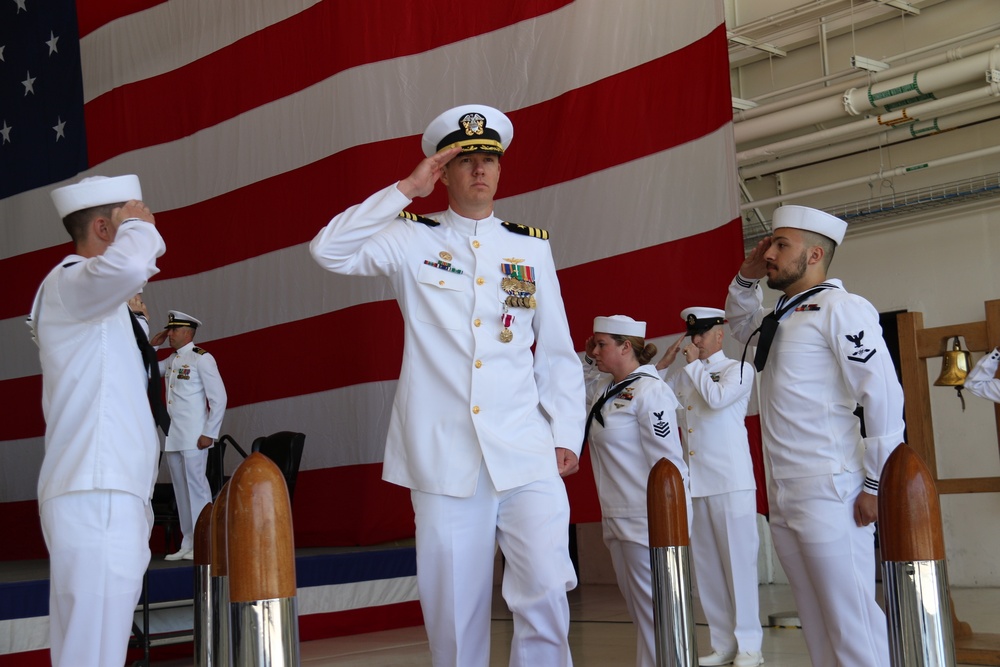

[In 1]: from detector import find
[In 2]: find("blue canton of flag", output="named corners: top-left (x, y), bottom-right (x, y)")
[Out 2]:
top-left (0, 0), bottom-right (87, 200)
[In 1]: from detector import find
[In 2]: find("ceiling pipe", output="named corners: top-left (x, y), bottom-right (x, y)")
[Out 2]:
top-left (738, 143), bottom-right (1000, 211)
top-left (728, 0), bottom-right (920, 53)
top-left (739, 104), bottom-right (1000, 179)
top-left (735, 32), bottom-right (1000, 120)
top-left (737, 82), bottom-right (1000, 164)
top-left (735, 46), bottom-right (1000, 144)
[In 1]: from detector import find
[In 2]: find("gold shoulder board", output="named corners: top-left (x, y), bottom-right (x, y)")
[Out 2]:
top-left (398, 210), bottom-right (440, 227)
top-left (501, 221), bottom-right (550, 240)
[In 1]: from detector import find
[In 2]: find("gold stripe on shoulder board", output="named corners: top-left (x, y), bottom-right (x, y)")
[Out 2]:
top-left (398, 210), bottom-right (440, 227)
top-left (501, 221), bottom-right (550, 240)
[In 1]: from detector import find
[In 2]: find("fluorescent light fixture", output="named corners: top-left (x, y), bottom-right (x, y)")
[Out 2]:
top-left (877, 0), bottom-right (920, 15)
top-left (732, 97), bottom-right (759, 111)
top-left (852, 55), bottom-right (890, 73)
top-left (727, 32), bottom-right (787, 58)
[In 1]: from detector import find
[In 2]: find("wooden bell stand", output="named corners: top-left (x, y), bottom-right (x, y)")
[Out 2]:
top-left (897, 298), bottom-right (1000, 665)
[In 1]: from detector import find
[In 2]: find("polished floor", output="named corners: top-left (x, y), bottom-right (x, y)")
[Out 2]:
top-left (158, 583), bottom-right (999, 666)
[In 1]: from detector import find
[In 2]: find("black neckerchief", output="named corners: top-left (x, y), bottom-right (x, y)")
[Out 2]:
top-left (128, 309), bottom-right (171, 435)
top-left (582, 371), bottom-right (657, 446)
top-left (740, 283), bottom-right (834, 375)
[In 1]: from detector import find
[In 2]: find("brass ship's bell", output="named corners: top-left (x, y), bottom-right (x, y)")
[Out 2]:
top-left (935, 336), bottom-right (972, 409)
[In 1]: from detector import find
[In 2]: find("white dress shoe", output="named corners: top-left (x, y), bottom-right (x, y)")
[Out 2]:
top-left (165, 547), bottom-right (192, 561)
top-left (182, 549), bottom-right (195, 560)
top-left (733, 651), bottom-right (764, 667)
top-left (699, 651), bottom-right (737, 666)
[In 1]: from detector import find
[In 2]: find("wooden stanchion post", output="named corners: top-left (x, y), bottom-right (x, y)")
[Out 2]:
top-left (647, 457), bottom-right (697, 667)
top-left (879, 444), bottom-right (956, 667)
top-left (227, 452), bottom-right (300, 666)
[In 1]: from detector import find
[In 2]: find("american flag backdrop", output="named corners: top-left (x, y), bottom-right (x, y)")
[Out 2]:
top-left (0, 0), bottom-right (741, 559)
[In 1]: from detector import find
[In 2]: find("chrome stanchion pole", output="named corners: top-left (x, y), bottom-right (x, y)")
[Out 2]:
top-left (193, 502), bottom-right (214, 666)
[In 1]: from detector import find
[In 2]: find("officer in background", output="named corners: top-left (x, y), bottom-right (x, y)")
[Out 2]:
top-left (150, 310), bottom-right (227, 561)
top-left (656, 307), bottom-right (761, 667)
top-left (29, 175), bottom-right (165, 666)
top-left (725, 205), bottom-right (905, 667)
top-left (309, 105), bottom-right (585, 666)
top-left (966, 346), bottom-right (1000, 403)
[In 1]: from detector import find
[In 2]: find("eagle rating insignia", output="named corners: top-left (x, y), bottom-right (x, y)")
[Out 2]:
top-left (652, 410), bottom-right (671, 438)
top-left (845, 330), bottom-right (876, 363)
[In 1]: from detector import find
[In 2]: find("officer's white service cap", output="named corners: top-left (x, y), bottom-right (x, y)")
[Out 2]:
top-left (421, 104), bottom-right (513, 158)
top-left (166, 310), bottom-right (202, 329)
top-left (594, 315), bottom-right (646, 338)
top-left (772, 205), bottom-right (847, 246)
top-left (680, 307), bottom-right (726, 334)
top-left (51, 175), bottom-right (142, 219)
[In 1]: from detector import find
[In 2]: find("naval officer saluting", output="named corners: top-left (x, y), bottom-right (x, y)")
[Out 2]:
top-left (310, 104), bottom-right (586, 667)
top-left (150, 310), bottom-right (227, 560)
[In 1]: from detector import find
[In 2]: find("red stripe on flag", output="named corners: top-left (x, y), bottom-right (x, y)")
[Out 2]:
top-left (0, 376), bottom-right (43, 442)
top-left (0, 219), bottom-right (742, 442)
top-left (298, 600), bottom-right (424, 643)
top-left (75, 0), bottom-right (169, 39)
top-left (83, 0), bottom-right (573, 166)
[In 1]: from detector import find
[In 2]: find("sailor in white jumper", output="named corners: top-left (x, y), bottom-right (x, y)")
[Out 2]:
top-left (725, 205), bottom-right (905, 667)
top-left (29, 175), bottom-right (165, 667)
top-left (657, 307), bottom-right (762, 667)
top-left (584, 315), bottom-right (687, 667)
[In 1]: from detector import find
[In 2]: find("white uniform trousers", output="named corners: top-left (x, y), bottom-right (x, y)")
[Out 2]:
top-left (41, 490), bottom-right (152, 667)
top-left (690, 490), bottom-right (762, 654)
top-left (411, 463), bottom-right (577, 667)
top-left (165, 448), bottom-right (212, 550)
top-left (603, 517), bottom-right (656, 667)
top-left (768, 471), bottom-right (889, 667)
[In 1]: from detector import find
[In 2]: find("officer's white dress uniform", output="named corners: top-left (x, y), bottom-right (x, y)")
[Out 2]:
top-left (725, 208), bottom-right (904, 667)
top-left (310, 106), bottom-right (585, 667)
top-left (966, 347), bottom-right (1000, 403)
top-left (584, 351), bottom-right (687, 667)
top-left (664, 345), bottom-right (761, 659)
top-left (158, 320), bottom-right (227, 555)
top-left (29, 175), bottom-right (165, 667)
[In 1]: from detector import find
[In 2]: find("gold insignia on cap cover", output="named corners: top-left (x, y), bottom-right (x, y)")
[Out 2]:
top-left (461, 113), bottom-right (486, 137)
